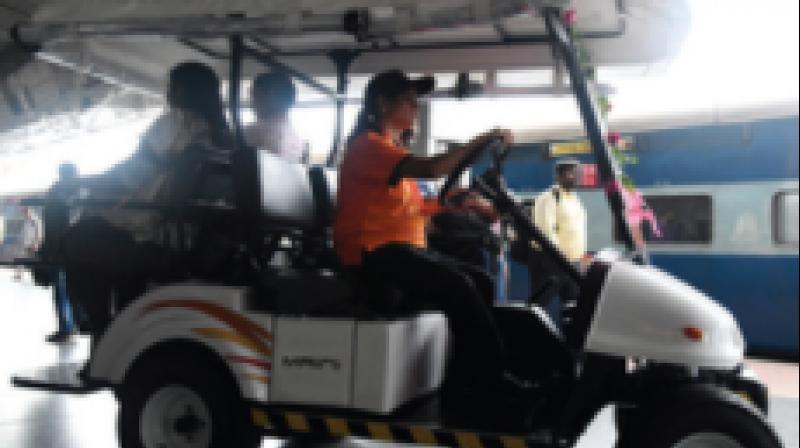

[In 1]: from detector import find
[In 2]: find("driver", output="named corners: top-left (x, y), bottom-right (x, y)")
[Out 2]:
top-left (333, 69), bottom-right (523, 398)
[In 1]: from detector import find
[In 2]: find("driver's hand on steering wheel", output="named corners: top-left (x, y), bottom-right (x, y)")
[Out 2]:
top-left (443, 189), bottom-right (498, 222)
top-left (470, 127), bottom-right (514, 149)
top-left (447, 188), bottom-right (498, 221)
top-left (462, 192), bottom-right (499, 222)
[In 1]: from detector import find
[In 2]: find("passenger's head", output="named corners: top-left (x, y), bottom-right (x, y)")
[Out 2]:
top-left (251, 71), bottom-right (297, 119)
top-left (167, 62), bottom-right (221, 111)
top-left (166, 62), bottom-right (230, 147)
top-left (555, 159), bottom-right (580, 191)
top-left (349, 70), bottom-right (434, 143)
top-left (58, 162), bottom-right (78, 182)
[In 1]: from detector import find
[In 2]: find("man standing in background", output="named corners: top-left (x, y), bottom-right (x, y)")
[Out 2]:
top-left (529, 159), bottom-right (587, 323)
top-left (42, 163), bottom-right (79, 342)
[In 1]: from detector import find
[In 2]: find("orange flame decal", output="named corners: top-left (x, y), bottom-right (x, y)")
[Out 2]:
top-left (141, 299), bottom-right (273, 356)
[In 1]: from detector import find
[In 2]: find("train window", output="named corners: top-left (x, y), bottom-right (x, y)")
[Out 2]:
top-left (615, 195), bottom-right (713, 244)
top-left (773, 191), bottom-right (799, 246)
top-left (3, 218), bottom-right (23, 244)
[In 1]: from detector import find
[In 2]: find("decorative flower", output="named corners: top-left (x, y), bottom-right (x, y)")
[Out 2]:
top-left (563, 9), bottom-right (578, 27)
top-left (572, 8), bottom-right (660, 244)
top-left (605, 180), bottom-right (663, 238)
top-left (622, 188), bottom-right (663, 238)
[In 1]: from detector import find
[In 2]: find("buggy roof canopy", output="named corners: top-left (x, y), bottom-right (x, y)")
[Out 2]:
top-left (9, 0), bottom-right (689, 81)
top-left (0, 0), bottom-right (689, 136)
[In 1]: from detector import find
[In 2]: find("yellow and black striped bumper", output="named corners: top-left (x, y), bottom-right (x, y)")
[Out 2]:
top-left (252, 408), bottom-right (551, 448)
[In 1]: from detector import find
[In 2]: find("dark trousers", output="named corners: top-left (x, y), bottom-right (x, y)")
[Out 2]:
top-left (361, 243), bottom-right (503, 385)
top-left (53, 269), bottom-right (75, 333)
top-left (61, 217), bottom-right (166, 334)
top-left (527, 252), bottom-right (579, 327)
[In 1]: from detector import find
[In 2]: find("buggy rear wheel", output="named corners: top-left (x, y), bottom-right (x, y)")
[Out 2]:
top-left (118, 347), bottom-right (260, 448)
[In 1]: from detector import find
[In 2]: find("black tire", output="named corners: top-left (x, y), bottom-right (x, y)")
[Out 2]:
top-left (118, 345), bottom-right (261, 448)
top-left (616, 386), bottom-right (783, 448)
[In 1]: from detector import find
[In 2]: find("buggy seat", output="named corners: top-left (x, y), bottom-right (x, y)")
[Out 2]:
top-left (233, 148), bottom-right (440, 318)
top-left (231, 148), bottom-right (351, 315)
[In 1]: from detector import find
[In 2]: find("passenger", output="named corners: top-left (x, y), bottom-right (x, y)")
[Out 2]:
top-left (244, 71), bottom-right (309, 164)
top-left (61, 62), bottom-right (230, 333)
top-left (333, 69), bottom-right (522, 397)
top-left (528, 159), bottom-right (585, 323)
top-left (42, 162), bottom-right (80, 343)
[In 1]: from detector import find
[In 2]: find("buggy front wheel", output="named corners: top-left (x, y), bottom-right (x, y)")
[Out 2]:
top-left (616, 385), bottom-right (782, 448)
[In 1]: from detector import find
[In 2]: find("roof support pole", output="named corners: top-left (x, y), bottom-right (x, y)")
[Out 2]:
top-left (542, 7), bottom-right (644, 260)
top-left (327, 50), bottom-right (359, 167)
top-left (228, 34), bottom-right (244, 149)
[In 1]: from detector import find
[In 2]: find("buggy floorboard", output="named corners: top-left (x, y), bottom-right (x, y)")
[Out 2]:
top-left (12, 362), bottom-right (102, 394)
top-left (252, 394), bottom-right (553, 448)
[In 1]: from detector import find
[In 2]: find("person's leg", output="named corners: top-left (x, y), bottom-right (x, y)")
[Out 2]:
top-left (61, 217), bottom-right (137, 334)
top-left (556, 268), bottom-right (580, 327)
top-left (46, 269), bottom-right (76, 342)
top-left (528, 253), bottom-right (553, 304)
top-left (445, 254), bottom-right (496, 308)
top-left (363, 244), bottom-right (504, 386)
top-left (55, 269), bottom-right (75, 332)
top-left (494, 247), bottom-right (509, 305)
top-left (529, 254), bottom-right (563, 321)
top-left (526, 255), bottom-right (537, 303)
top-left (541, 257), bottom-right (571, 327)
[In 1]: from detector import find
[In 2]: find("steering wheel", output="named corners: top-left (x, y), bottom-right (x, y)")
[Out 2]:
top-left (438, 137), bottom-right (510, 205)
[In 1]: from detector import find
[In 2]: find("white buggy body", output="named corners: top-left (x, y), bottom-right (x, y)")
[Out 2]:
top-left (84, 257), bottom-right (748, 416)
top-left (586, 261), bottom-right (745, 370)
top-left (91, 283), bottom-right (448, 413)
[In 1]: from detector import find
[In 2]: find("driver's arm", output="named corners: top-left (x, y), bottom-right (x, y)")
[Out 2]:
top-left (392, 128), bottom-right (512, 180)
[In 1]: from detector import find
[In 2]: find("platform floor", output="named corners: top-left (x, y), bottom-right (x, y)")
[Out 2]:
top-left (1, 270), bottom-right (797, 448)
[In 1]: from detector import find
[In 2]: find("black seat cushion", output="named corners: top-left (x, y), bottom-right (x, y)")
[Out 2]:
top-left (253, 268), bottom-right (355, 316)
top-left (252, 267), bottom-right (425, 319)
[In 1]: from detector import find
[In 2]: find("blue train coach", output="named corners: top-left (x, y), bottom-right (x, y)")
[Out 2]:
top-left (499, 115), bottom-right (799, 358)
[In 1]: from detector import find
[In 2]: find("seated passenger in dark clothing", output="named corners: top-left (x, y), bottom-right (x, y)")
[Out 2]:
top-left (84, 61), bottom-right (231, 242)
top-left (61, 62), bottom-right (231, 333)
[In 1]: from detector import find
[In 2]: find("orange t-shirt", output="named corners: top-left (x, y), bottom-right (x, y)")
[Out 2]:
top-left (333, 132), bottom-right (441, 266)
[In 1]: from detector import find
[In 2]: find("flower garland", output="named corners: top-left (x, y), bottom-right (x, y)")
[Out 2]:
top-left (562, 9), bottom-right (662, 242)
